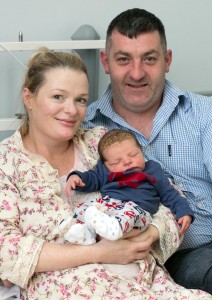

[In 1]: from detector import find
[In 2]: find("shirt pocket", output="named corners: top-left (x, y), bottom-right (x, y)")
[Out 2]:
top-left (155, 141), bottom-right (203, 177)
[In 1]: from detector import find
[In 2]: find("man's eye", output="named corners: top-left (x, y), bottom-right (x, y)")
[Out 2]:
top-left (118, 57), bottom-right (127, 61)
top-left (117, 57), bottom-right (129, 63)
top-left (143, 57), bottom-right (157, 63)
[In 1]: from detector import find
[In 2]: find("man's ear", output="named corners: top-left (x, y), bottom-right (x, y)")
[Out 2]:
top-left (100, 50), bottom-right (110, 74)
top-left (23, 88), bottom-right (33, 109)
top-left (165, 49), bottom-right (172, 73)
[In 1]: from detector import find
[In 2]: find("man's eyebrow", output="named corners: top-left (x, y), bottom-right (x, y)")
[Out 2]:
top-left (144, 49), bottom-right (160, 56)
top-left (113, 49), bottom-right (160, 57)
top-left (114, 51), bottom-right (130, 56)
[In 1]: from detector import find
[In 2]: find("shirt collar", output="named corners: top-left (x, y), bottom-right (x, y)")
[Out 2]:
top-left (162, 80), bottom-right (191, 111)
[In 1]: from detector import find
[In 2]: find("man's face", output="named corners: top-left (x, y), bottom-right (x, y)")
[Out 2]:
top-left (100, 30), bottom-right (172, 115)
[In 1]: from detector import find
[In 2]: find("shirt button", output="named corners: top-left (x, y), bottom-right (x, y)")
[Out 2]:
top-left (146, 145), bottom-right (151, 151)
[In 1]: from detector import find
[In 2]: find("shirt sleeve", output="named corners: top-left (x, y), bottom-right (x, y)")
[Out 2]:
top-left (0, 169), bottom-right (45, 288)
top-left (157, 167), bottom-right (194, 220)
top-left (202, 101), bottom-right (212, 180)
top-left (148, 160), bottom-right (194, 220)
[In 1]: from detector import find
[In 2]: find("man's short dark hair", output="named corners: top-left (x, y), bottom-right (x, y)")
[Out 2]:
top-left (106, 8), bottom-right (167, 53)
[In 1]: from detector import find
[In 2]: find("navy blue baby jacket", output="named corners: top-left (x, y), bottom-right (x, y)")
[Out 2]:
top-left (68, 160), bottom-right (194, 220)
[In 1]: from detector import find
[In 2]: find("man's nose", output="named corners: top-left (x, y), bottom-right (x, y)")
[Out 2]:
top-left (129, 61), bottom-right (145, 80)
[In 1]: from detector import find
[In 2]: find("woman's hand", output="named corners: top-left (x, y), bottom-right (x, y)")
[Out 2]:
top-left (2, 279), bottom-right (13, 288)
top-left (126, 225), bottom-right (159, 243)
top-left (34, 226), bottom-right (159, 272)
top-left (92, 226), bottom-right (159, 265)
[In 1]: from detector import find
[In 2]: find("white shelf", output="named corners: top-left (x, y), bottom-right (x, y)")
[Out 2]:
top-left (0, 118), bottom-right (22, 131)
top-left (0, 40), bottom-right (105, 51)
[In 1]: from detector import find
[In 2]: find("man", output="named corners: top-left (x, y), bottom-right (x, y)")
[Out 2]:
top-left (83, 8), bottom-right (212, 293)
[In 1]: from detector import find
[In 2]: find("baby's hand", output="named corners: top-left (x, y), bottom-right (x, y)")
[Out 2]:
top-left (66, 174), bottom-right (85, 197)
top-left (178, 215), bottom-right (192, 234)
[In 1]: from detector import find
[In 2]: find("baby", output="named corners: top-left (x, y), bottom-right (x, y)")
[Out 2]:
top-left (61, 129), bottom-right (194, 245)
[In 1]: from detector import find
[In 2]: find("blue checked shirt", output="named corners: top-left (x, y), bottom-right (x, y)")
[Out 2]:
top-left (82, 80), bottom-right (212, 250)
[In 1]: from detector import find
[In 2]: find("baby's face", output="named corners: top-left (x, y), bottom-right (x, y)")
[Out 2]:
top-left (104, 139), bottom-right (145, 172)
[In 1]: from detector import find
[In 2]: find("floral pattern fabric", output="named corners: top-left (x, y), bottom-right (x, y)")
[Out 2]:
top-left (0, 128), bottom-right (211, 299)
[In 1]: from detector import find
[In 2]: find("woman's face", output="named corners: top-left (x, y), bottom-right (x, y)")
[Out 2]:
top-left (24, 67), bottom-right (89, 142)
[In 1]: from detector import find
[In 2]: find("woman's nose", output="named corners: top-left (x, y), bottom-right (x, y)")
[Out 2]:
top-left (64, 99), bottom-right (78, 115)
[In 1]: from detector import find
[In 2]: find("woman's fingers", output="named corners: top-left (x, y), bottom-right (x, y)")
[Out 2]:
top-left (2, 279), bottom-right (13, 288)
top-left (129, 226), bottom-right (159, 243)
top-left (123, 229), bottom-right (142, 238)
top-left (95, 235), bottom-right (153, 264)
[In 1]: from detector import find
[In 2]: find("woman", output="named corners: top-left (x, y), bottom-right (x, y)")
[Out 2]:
top-left (0, 49), bottom-right (210, 299)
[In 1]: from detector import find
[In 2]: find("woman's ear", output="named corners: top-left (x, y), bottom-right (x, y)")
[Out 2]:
top-left (100, 50), bottom-right (110, 74)
top-left (23, 88), bottom-right (33, 109)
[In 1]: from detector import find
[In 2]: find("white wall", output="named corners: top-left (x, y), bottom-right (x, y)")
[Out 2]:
top-left (0, 0), bottom-right (212, 121)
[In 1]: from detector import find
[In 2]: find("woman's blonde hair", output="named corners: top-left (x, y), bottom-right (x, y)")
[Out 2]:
top-left (20, 48), bottom-right (88, 136)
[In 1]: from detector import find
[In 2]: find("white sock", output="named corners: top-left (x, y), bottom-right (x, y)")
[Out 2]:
top-left (84, 206), bottom-right (123, 240)
top-left (58, 216), bottom-right (73, 232)
top-left (64, 223), bottom-right (96, 245)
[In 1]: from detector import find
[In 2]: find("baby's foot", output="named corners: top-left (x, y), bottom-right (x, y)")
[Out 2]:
top-left (84, 206), bottom-right (123, 240)
top-left (64, 223), bottom-right (96, 245)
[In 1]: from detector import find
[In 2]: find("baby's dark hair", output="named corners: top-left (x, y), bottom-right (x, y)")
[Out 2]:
top-left (98, 129), bottom-right (141, 162)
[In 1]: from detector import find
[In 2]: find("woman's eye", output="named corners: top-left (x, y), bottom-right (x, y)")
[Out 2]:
top-left (76, 98), bottom-right (87, 105)
top-left (53, 95), bottom-right (63, 101)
